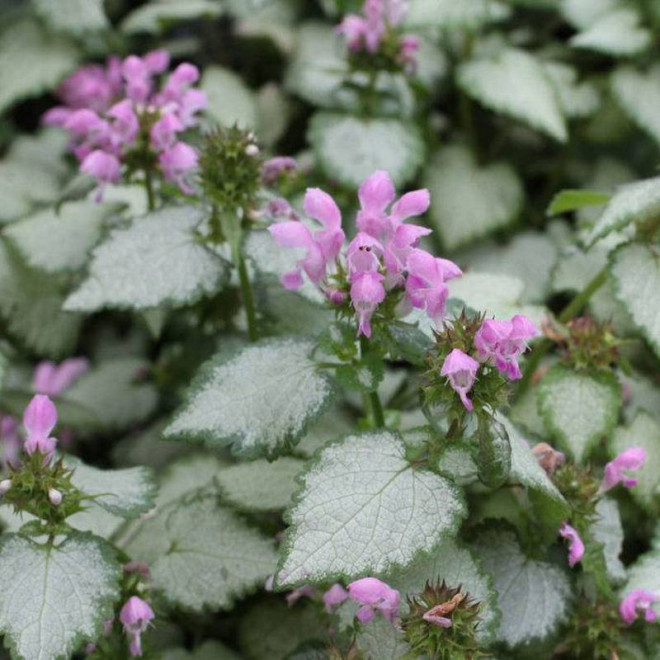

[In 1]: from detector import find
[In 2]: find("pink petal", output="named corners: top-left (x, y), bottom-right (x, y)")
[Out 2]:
top-left (358, 171), bottom-right (395, 214)
top-left (303, 188), bottom-right (342, 231)
top-left (23, 395), bottom-right (57, 438)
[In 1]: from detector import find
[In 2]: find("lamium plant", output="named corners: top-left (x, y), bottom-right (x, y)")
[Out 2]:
top-left (2, 0), bottom-right (660, 659)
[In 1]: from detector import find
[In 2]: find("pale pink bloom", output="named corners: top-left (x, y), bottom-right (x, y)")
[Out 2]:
top-left (263, 198), bottom-right (298, 221)
top-left (286, 585), bottom-right (316, 607)
top-left (23, 395), bottom-right (58, 457)
top-left (423, 609), bottom-right (452, 628)
top-left (120, 596), bottom-right (155, 657)
top-left (326, 288), bottom-right (348, 305)
top-left (351, 271), bottom-right (386, 338)
top-left (81, 150), bottom-right (121, 201)
top-left (620, 589), bottom-right (659, 625)
top-left (48, 488), bottom-right (63, 506)
top-left (356, 170), bottom-right (397, 242)
top-left (441, 349), bottom-right (479, 412)
top-left (602, 447), bottom-right (646, 492)
top-left (348, 577), bottom-right (400, 624)
top-left (346, 232), bottom-right (384, 277)
top-left (405, 249), bottom-right (462, 325)
top-left (268, 187), bottom-right (345, 289)
top-left (107, 99), bottom-right (140, 145)
top-left (398, 34), bottom-right (419, 73)
top-left (0, 416), bottom-right (21, 470)
top-left (559, 522), bottom-right (584, 567)
top-left (143, 50), bottom-right (170, 74)
top-left (150, 113), bottom-right (183, 151)
top-left (159, 142), bottom-right (198, 194)
top-left (33, 358), bottom-right (89, 398)
top-left (336, 15), bottom-right (374, 53)
top-left (122, 55), bottom-right (154, 103)
top-left (474, 315), bottom-right (540, 380)
top-left (177, 88), bottom-right (207, 128)
top-left (323, 584), bottom-right (349, 612)
top-left (262, 156), bottom-right (298, 185)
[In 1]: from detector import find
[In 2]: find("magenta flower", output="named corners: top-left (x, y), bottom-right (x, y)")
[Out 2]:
top-left (119, 596), bottom-right (155, 657)
top-left (441, 349), bottom-right (479, 412)
top-left (559, 522), bottom-right (585, 568)
top-left (474, 315), bottom-right (540, 380)
top-left (158, 142), bottom-right (198, 194)
top-left (262, 156), bottom-right (298, 185)
top-left (33, 358), bottom-right (89, 398)
top-left (0, 416), bottom-right (21, 471)
top-left (620, 589), bottom-right (659, 625)
top-left (23, 395), bottom-right (58, 458)
top-left (43, 50), bottom-right (206, 198)
top-left (348, 577), bottom-right (400, 624)
top-left (351, 271), bottom-right (386, 338)
top-left (268, 187), bottom-right (345, 289)
top-left (602, 447), bottom-right (646, 492)
top-left (336, 0), bottom-right (415, 67)
top-left (405, 249), bottom-right (462, 325)
top-left (81, 150), bottom-right (121, 201)
top-left (346, 232), bottom-right (384, 277)
top-left (323, 584), bottom-right (349, 612)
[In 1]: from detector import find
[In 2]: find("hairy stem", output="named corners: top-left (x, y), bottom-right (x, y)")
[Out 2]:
top-left (359, 336), bottom-right (385, 428)
top-left (233, 239), bottom-right (258, 342)
top-left (145, 168), bottom-right (155, 212)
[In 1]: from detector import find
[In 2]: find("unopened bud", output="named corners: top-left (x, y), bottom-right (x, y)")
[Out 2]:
top-left (245, 144), bottom-right (259, 157)
top-left (48, 488), bottom-right (62, 506)
top-left (0, 479), bottom-right (11, 495)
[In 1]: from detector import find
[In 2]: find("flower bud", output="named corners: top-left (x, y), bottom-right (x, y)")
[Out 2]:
top-left (0, 479), bottom-right (11, 495)
top-left (48, 488), bottom-right (63, 506)
top-left (245, 143), bottom-right (259, 157)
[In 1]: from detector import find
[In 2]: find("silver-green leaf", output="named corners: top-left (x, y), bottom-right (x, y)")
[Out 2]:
top-left (64, 206), bottom-right (227, 312)
top-left (0, 533), bottom-right (120, 660)
top-left (276, 431), bottom-right (466, 587)
top-left (309, 112), bottom-right (425, 189)
top-left (538, 365), bottom-right (620, 462)
top-left (165, 339), bottom-right (335, 458)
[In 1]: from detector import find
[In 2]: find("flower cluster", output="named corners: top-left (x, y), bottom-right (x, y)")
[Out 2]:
top-left (619, 590), bottom-right (659, 625)
top-left (323, 577), bottom-right (400, 623)
top-left (269, 170), bottom-right (461, 338)
top-left (336, 0), bottom-right (419, 73)
top-left (441, 316), bottom-right (540, 411)
top-left (43, 51), bottom-right (206, 199)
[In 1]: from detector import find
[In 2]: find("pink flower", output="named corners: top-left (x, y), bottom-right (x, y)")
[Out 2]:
top-left (346, 232), bottom-right (384, 277)
top-left (81, 150), bottom-right (122, 201)
top-left (323, 584), bottom-right (349, 612)
top-left (405, 249), bottom-right (462, 325)
top-left (441, 349), bottom-right (479, 412)
top-left (23, 395), bottom-right (58, 457)
top-left (351, 271), bottom-right (386, 338)
top-left (122, 55), bottom-right (154, 103)
top-left (262, 156), bottom-right (298, 185)
top-left (398, 34), bottom-right (419, 73)
top-left (423, 609), bottom-right (452, 628)
top-left (285, 585), bottom-right (316, 607)
top-left (356, 170), bottom-right (397, 242)
top-left (620, 589), bottom-right (659, 625)
top-left (559, 522), bottom-right (584, 568)
top-left (348, 577), bottom-right (400, 624)
top-left (119, 596), bottom-right (155, 657)
top-left (150, 113), bottom-right (183, 152)
top-left (602, 447), bottom-right (646, 492)
top-left (107, 99), bottom-right (140, 146)
top-left (33, 358), bottom-right (89, 398)
top-left (474, 315), bottom-right (540, 380)
top-left (0, 416), bottom-right (21, 470)
top-left (159, 142), bottom-right (198, 194)
top-left (268, 187), bottom-right (345, 289)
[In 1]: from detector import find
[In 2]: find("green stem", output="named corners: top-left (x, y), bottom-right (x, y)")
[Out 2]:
top-left (233, 239), bottom-right (258, 343)
top-left (145, 168), bottom-right (155, 212)
top-left (359, 336), bottom-right (385, 428)
top-left (517, 266), bottom-right (609, 395)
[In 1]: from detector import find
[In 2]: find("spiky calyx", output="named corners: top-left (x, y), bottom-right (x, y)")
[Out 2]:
top-left (561, 317), bottom-right (621, 372)
top-left (3, 453), bottom-right (85, 532)
top-left (401, 581), bottom-right (484, 660)
top-left (422, 312), bottom-right (509, 429)
top-left (198, 125), bottom-right (262, 225)
top-left (557, 595), bottom-right (626, 659)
